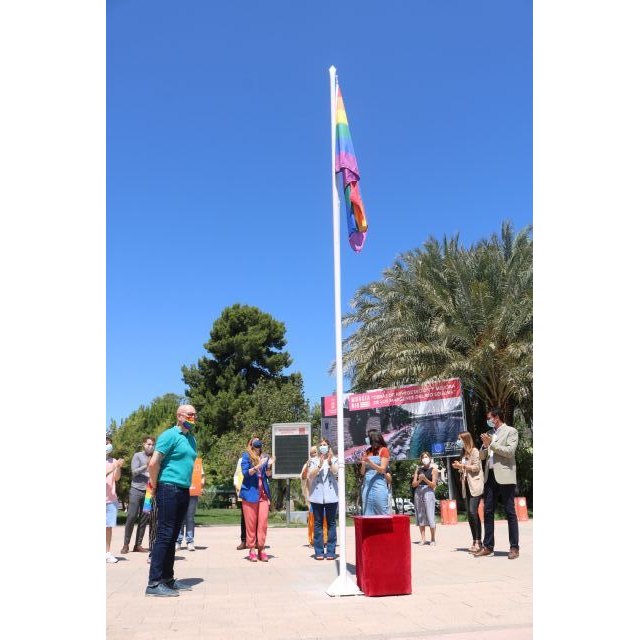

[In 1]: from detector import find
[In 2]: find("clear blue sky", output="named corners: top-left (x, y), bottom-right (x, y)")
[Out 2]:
top-left (107, 0), bottom-right (532, 426)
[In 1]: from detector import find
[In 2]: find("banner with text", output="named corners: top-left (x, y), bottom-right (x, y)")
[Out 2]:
top-left (321, 378), bottom-right (466, 463)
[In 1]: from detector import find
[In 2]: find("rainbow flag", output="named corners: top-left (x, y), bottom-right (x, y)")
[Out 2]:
top-left (335, 86), bottom-right (368, 252)
top-left (142, 482), bottom-right (153, 513)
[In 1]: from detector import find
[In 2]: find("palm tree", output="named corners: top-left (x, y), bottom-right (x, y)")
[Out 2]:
top-left (343, 221), bottom-right (532, 431)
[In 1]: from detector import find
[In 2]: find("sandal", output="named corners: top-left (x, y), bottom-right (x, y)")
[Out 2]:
top-left (258, 551), bottom-right (269, 562)
top-left (248, 552), bottom-right (258, 562)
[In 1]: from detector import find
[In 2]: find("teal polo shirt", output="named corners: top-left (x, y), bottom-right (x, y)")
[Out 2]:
top-left (156, 425), bottom-right (197, 488)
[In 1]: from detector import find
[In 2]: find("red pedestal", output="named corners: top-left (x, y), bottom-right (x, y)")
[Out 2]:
top-left (354, 515), bottom-right (412, 596)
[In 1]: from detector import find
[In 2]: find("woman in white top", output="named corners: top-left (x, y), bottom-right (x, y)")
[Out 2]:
top-left (307, 439), bottom-right (339, 560)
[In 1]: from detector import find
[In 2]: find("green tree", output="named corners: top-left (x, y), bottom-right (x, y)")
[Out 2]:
top-left (182, 304), bottom-right (293, 440)
top-left (343, 221), bottom-right (532, 435)
top-left (205, 375), bottom-right (310, 488)
top-left (109, 393), bottom-right (182, 505)
top-left (182, 305), bottom-right (310, 508)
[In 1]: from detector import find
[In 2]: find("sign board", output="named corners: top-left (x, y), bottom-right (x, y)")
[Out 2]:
top-left (321, 378), bottom-right (466, 462)
top-left (271, 422), bottom-right (311, 479)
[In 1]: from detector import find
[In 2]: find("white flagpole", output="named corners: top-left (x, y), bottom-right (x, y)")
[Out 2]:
top-left (326, 65), bottom-right (362, 597)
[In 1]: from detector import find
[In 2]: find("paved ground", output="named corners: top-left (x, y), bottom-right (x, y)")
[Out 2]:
top-left (106, 518), bottom-right (532, 640)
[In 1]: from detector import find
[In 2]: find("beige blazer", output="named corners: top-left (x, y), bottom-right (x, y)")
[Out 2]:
top-left (478, 424), bottom-right (518, 485)
top-left (458, 448), bottom-right (484, 498)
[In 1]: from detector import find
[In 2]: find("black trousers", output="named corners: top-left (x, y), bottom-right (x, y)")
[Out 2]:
top-left (482, 469), bottom-right (519, 550)
top-left (464, 490), bottom-right (482, 541)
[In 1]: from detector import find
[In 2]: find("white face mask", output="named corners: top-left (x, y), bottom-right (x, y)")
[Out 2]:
top-left (106, 443), bottom-right (113, 455)
top-left (319, 445), bottom-right (329, 455)
top-left (422, 457), bottom-right (430, 466)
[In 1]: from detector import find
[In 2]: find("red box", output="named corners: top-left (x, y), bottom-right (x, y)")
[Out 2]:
top-left (354, 515), bottom-right (412, 596)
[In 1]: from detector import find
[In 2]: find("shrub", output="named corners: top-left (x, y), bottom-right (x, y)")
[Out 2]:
top-left (435, 483), bottom-right (449, 500)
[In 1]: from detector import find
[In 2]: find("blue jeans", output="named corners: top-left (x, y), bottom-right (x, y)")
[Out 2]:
top-left (311, 502), bottom-right (338, 558)
top-left (177, 496), bottom-right (199, 544)
top-left (482, 470), bottom-right (519, 550)
top-left (147, 483), bottom-right (190, 586)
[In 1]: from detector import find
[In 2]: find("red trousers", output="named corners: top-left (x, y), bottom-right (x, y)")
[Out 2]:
top-left (242, 499), bottom-right (269, 549)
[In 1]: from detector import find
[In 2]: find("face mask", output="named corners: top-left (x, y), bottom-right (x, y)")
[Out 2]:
top-left (422, 457), bottom-right (430, 466)
top-left (183, 420), bottom-right (196, 430)
top-left (364, 437), bottom-right (370, 446)
top-left (319, 445), bottom-right (329, 455)
top-left (106, 443), bottom-right (113, 455)
top-left (455, 439), bottom-right (463, 448)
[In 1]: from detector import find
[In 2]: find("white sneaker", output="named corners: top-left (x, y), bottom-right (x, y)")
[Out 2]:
top-left (180, 542), bottom-right (187, 550)
top-left (106, 552), bottom-right (119, 563)
top-left (187, 542), bottom-right (195, 552)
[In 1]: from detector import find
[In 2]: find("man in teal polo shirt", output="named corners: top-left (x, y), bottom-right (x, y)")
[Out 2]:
top-left (145, 405), bottom-right (198, 597)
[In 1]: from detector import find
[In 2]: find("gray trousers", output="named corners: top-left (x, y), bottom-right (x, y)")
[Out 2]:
top-left (123, 486), bottom-right (150, 547)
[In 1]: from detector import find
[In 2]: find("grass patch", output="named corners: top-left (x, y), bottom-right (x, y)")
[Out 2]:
top-left (116, 506), bottom-right (532, 528)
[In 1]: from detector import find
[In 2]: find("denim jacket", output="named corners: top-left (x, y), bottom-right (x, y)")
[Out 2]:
top-left (307, 456), bottom-right (339, 504)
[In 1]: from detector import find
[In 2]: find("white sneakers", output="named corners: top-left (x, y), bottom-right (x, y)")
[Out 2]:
top-left (175, 541), bottom-right (195, 551)
top-left (106, 552), bottom-right (119, 563)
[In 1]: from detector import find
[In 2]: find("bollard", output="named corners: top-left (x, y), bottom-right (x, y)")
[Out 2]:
top-left (514, 497), bottom-right (529, 521)
top-left (439, 499), bottom-right (458, 524)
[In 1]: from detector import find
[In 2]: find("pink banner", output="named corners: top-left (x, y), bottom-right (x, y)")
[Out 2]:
top-left (347, 379), bottom-right (461, 411)
top-left (322, 379), bottom-right (462, 417)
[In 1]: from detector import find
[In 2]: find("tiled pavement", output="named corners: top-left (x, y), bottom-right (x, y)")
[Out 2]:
top-left (107, 519), bottom-right (532, 640)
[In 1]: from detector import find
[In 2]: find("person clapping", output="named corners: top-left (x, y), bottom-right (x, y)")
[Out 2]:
top-left (307, 439), bottom-right (339, 560)
top-left (239, 438), bottom-right (274, 562)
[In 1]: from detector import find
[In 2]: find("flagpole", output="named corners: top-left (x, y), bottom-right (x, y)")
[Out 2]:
top-left (326, 65), bottom-right (362, 597)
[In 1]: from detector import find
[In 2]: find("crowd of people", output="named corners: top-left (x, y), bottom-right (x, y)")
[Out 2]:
top-left (106, 405), bottom-right (521, 596)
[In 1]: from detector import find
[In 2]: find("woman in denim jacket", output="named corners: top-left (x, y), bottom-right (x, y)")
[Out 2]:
top-left (307, 438), bottom-right (339, 560)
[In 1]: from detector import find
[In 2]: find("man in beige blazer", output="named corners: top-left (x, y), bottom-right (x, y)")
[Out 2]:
top-left (474, 407), bottom-right (520, 560)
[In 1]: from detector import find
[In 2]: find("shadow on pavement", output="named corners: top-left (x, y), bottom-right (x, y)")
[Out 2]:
top-left (176, 577), bottom-right (204, 587)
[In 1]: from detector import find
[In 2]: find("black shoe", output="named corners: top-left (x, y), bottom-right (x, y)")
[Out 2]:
top-left (164, 579), bottom-right (192, 591)
top-left (145, 583), bottom-right (179, 597)
top-left (237, 542), bottom-right (247, 550)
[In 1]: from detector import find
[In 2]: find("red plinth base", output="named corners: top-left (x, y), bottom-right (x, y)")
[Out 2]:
top-left (354, 514), bottom-right (412, 596)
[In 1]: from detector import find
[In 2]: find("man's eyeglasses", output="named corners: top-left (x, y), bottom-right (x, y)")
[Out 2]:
top-left (182, 412), bottom-right (197, 418)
